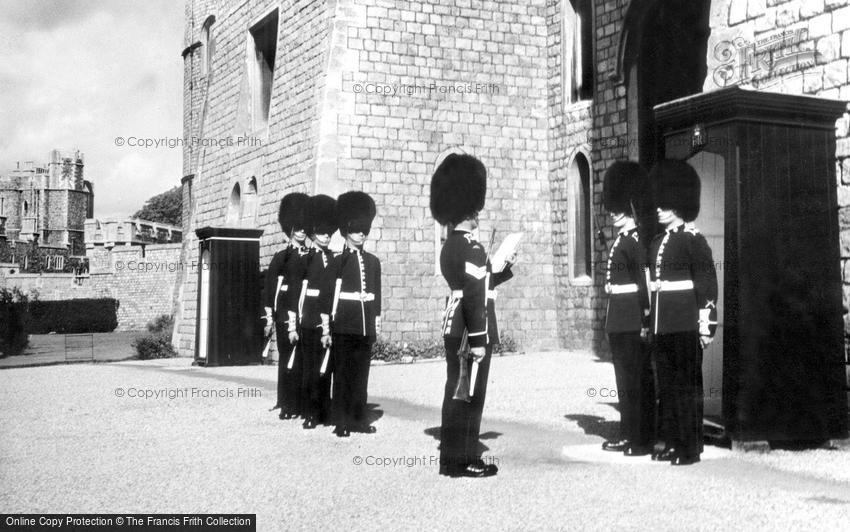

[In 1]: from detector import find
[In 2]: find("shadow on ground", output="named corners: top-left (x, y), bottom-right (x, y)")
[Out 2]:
top-left (563, 414), bottom-right (621, 441)
top-left (423, 426), bottom-right (499, 454)
top-left (364, 403), bottom-right (384, 426)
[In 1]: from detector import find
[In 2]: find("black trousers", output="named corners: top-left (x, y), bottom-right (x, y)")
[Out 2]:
top-left (655, 331), bottom-right (704, 457)
top-left (440, 338), bottom-right (492, 474)
top-left (300, 329), bottom-right (333, 423)
top-left (609, 332), bottom-right (655, 446)
top-left (275, 321), bottom-right (303, 416)
top-left (331, 334), bottom-right (372, 428)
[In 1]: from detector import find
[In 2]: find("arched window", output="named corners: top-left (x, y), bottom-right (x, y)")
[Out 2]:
top-left (242, 177), bottom-right (259, 227)
top-left (568, 152), bottom-right (592, 282)
top-left (200, 16), bottom-right (216, 76)
top-left (225, 183), bottom-right (242, 225)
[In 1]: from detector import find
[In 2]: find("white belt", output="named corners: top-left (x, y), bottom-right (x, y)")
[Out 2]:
top-left (305, 289), bottom-right (319, 297)
top-left (650, 280), bottom-right (694, 292)
top-left (279, 284), bottom-right (289, 292)
top-left (606, 283), bottom-right (638, 295)
top-left (339, 291), bottom-right (375, 302)
top-left (449, 290), bottom-right (498, 300)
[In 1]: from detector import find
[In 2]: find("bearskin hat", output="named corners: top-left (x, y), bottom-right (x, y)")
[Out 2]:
top-left (429, 153), bottom-right (487, 226)
top-left (306, 194), bottom-right (337, 236)
top-left (603, 160), bottom-right (647, 215)
top-left (278, 192), bottom-right (309, 236)
top-left (650, 159), bottom-right (701, 222)
top-left (336, 191), bottom-right (376, 236)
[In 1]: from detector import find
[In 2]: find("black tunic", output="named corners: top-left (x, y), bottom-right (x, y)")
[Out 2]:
top-left (264, 244), bottom-right (310, 326)
top-left (605, 227), bottom-right (649, 334)
top-left (288, 247), bottom-right (335, 330)
top-left (317, 246), bottom-right (382, 340)
top-left (439, 229), bottom-right (512, 348)
top-left (648, 223), bottom-right (718, 336)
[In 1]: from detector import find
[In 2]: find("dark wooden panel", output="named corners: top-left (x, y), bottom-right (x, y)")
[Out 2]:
top-left (195, 227), bottom-right (264, 367)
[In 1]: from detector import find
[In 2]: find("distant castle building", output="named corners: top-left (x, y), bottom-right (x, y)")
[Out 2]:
top-left (0, 149), bottom-right (93, 255)
top-left (85, 218), bottom-right (182, 248)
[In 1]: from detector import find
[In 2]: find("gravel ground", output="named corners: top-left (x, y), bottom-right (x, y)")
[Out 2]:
top-left (1, 351), bottom-right (849, 531)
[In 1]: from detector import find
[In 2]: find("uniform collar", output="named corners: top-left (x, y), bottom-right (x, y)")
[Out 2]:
top-left (617, 219), bottom-right (637, 235)
top-left (665, 221), bottom-right (685, 234)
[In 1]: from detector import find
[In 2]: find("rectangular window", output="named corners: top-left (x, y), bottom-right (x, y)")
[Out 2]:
top-left (249, 10), bottom-right (279, 131)
top-left (563, 0), bottom-right (593, 105)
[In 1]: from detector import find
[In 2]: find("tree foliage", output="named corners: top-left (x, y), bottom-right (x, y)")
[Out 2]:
top-left (133, 186), bottom-right (182, 226)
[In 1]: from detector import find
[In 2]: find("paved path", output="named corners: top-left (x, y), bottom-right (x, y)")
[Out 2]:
top-left (1, 352), bottom-right (848, 531)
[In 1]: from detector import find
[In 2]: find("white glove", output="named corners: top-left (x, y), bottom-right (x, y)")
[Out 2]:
top-left (320, 313), bottom-right (330, 337)
top-left (698, 308), bottom-right (712, 336)
top-left (375, 316), bottom-right (382, 336)
top-left (262, 308), bottom-right (273, 337)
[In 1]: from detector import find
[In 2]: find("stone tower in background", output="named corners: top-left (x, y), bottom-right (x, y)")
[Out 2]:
top-left (0, 149), bottom-right (93, 255)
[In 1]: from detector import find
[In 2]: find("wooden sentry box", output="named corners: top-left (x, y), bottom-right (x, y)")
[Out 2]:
top-left (654, 87), bottom-right (848, 444)
top-left (194, 227), bottom-right (264, 366)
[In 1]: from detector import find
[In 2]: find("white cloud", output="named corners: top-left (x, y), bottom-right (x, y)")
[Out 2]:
top-left (0, 0), bottom-right (184, 218)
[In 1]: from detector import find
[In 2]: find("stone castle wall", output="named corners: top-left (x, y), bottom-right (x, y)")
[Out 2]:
top-left (178, 0), bottom-right (850, 369)
top-left (1, 244), bottom-right (181, 332)
top-left (178, 0), bottom-right (561, 359)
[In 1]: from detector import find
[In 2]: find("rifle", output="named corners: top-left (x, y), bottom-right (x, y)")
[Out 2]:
top-left (452, 331), bottom-right (472, 402)
top-left (452, 227), bottom-right (496, 402)
top-left (261, 332), bottom-right (273, 359)
top-left (286, 344), bottom-right (297, 370)
top-left (320, 277), bottom-right (343, 377)
top-left (630, 199), bottom-right (653, 343)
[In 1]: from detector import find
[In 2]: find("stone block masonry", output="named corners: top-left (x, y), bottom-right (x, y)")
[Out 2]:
top-left (177, 0), bottom-right (850, 371)
top-left (1, 244), bottom-right (182, 332)
top-left (177, 0), bottom-right (561, 360)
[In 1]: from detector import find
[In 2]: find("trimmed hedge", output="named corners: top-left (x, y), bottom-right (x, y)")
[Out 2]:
top-left (0, 287), bottom-right (34, 357)
top-left (29, 298), bottom-right (119, 334)
top-left (370, 334), bottom-right (519, 363)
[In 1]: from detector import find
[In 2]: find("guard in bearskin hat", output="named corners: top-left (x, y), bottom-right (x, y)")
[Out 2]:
top-left (600, 161), bottom-right (655, 457)
top-left (317, 191), bottom-right (381, 437)
top-left (648, 159), bottom-right (718, 466)
top-left (430, 153), bottom-right (515, 478)
top-left (288, 194), bottom-right (338, 429)
top-left (264, 192), bottom-right (311, 420)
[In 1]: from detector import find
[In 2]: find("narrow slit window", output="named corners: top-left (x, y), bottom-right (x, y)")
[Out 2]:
top-left (249, 10), bottom-right (279, 131)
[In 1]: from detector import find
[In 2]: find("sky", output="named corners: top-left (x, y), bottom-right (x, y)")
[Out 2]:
top-left (0, 0), bottom-right (184, 218)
